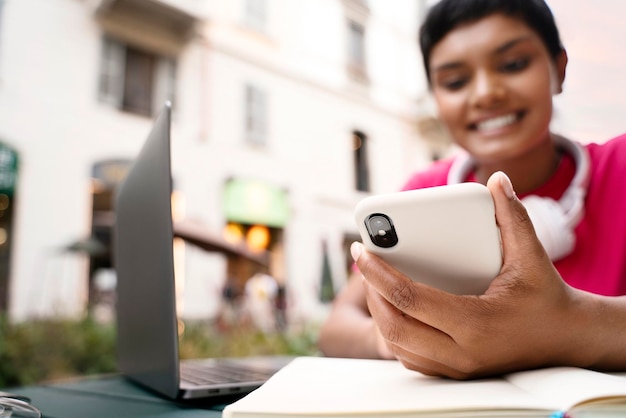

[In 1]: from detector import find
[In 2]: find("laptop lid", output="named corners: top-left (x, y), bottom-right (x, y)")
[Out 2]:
top-left (114, 101), bottom-right (181, 399)
top-left (114, 102), bottom-right (293, 402)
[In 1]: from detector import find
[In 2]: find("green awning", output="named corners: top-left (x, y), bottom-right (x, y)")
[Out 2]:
top-left (223, 179), bottom-right (290, 228)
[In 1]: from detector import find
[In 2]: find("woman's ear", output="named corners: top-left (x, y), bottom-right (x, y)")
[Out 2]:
top-left (553, 49), bottom-right (568, 94)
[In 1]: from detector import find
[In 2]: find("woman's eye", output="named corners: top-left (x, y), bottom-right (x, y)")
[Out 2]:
top-left (439, 77), bottom-right (468, 91)
top-left (500, 57), bottom-right (530, 73)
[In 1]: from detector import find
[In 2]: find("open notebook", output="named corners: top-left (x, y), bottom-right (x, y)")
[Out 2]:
top-left (223, 357), bottom-right (626, 417)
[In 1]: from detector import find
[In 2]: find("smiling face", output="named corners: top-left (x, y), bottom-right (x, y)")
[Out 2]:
top-left (429, 13), bottom-right (567, 166)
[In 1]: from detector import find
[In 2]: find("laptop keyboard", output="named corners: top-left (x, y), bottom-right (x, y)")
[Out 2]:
top-left (180, 361), bottom-right (275, 386)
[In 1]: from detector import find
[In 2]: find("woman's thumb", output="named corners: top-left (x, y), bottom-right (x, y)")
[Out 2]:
top-left (486, 171), bottom-right (548, 262)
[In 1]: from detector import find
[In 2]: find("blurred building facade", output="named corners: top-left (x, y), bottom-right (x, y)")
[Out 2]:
top-left (0, 0), bottom-right (440, 323)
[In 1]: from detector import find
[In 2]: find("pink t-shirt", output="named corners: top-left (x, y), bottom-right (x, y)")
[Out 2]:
top-left (401, 134), bottom-right (626, 296)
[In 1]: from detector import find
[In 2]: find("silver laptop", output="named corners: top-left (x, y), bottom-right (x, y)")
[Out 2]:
top-left (113, 101), bottom-right (292, 402)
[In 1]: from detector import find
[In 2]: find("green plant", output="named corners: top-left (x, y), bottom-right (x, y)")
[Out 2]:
top-left (0, 316), bottom-right (321, 388)
top-left (179, 320), bottom-right (321, 359)
top-left (0, 316), bottom-right (116, 387)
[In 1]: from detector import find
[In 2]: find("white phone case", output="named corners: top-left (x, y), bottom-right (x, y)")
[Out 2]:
top-left (354, 182), bottom-right (502, 295)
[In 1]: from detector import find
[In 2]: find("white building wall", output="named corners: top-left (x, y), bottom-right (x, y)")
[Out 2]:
top-left (0, 0), bottom-right (431, 322)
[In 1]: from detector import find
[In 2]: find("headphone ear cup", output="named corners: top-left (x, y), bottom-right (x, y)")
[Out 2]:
top-left (447, 137), bottom-right (588, 262)
top-left (521, 195), bottom-right (576, 261)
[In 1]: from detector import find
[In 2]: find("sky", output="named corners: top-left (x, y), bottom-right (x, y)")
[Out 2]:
top-left (543, 0), bottom-right (626, 143)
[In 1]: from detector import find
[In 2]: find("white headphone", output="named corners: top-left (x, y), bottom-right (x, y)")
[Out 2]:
top-left (447, 136), bottom-right (590, 261)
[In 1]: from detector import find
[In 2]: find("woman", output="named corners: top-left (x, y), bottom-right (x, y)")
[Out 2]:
top-left (318, 0), bottom-right (626, 379)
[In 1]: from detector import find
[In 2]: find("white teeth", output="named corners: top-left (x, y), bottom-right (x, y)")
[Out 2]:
top-left (476, 113), bottom-right (517, 131)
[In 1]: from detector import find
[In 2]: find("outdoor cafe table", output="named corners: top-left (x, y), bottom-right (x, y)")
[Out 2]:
top-left (5, 374), bottom-right (227, 418)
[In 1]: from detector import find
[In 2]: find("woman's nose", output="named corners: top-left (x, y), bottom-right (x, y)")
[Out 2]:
top-left (469, 71), bottom-right (506, 108)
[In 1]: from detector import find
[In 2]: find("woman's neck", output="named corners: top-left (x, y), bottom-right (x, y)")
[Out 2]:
top-left (473, 136), bottom-right (562, 195)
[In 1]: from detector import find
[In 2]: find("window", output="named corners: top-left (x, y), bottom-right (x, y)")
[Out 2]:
top-left (98, 37), bottom-right (176, 117)
top-left (244, 0), bottom-right (267, 32)
top-left (343, 0), bottom-right (369, 82)
top-left (353, 130), bottom-right (370, 192)
top-left (244, 84), bottom-right (268, 145)
top-left (348, 20), bottom-right (366, 76)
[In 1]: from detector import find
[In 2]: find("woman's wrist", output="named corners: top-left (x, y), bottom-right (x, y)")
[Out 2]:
top-left (560, 290), bottom-right (626, 370)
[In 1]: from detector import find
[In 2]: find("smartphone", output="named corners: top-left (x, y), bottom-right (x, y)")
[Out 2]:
top-left (354, 182), bottom-right (502, 295)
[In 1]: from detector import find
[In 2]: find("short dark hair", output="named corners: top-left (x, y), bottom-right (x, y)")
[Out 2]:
top-left (419, 0), bottom-right (564, 84)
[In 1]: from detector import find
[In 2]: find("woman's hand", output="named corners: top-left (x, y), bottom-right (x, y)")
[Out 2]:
top-left (352, 172), bottom-right (589, 379)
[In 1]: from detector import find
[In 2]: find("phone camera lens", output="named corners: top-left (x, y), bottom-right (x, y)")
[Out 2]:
top-left (372, 219), bottom-right (385, 229)
top-left (365, 214), bottom-right (398, 248)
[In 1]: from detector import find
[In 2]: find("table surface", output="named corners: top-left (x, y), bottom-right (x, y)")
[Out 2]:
top-left (7, 375), bottom-right (229, 418)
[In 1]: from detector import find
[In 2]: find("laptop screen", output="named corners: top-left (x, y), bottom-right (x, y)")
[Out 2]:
top-left (114, 102), bottom-right (181, 398)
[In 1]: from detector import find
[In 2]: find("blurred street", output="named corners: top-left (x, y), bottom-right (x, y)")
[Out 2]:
top-left (0, 0), bottom-right (625, 344)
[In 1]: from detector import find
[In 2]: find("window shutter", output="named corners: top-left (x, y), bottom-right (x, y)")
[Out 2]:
top-left (244, 0), bottom-right (267, 32)
top-left (153, 57), bottom-right (176, 113)
top-left (245, 84), bottom-right (268, 145)
top-left (98, 37), bottom-right (125, 108)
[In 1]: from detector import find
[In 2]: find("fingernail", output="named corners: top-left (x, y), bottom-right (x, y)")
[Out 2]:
top-left (498, 171), bottom-right (516, 199)
top-left (350, 241), bottom-right (362, 262)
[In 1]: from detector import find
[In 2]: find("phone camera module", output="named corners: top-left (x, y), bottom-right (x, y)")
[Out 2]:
top-left (365, 214), bottom-right (398, 248)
